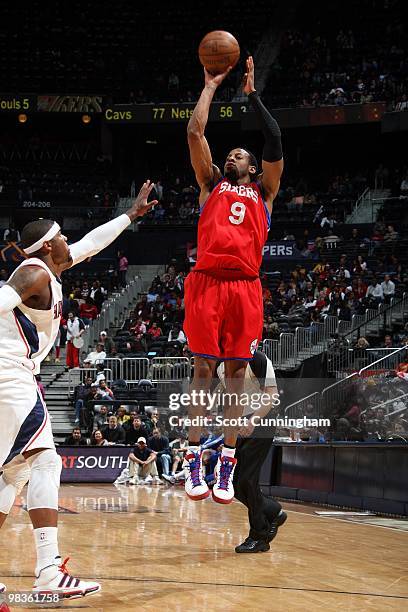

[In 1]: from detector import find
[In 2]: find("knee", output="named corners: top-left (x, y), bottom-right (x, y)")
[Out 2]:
top-left (26, 449), bottom-right (62, 484)
top-left (26, 449), bottom-right (62, 511)
top-left (194, 358), bottom-right (215, 380)
top-left (1, 459), bottom-right (31, 496)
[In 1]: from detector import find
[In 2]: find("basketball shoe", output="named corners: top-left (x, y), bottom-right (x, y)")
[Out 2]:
top-left (33, 557), bottom-right (100, 599)
top-left (184, 447), bottom-right (210, 500)
top-left (212, 455), bottom-right (237, 504)
top-left (0, 583), bottom-right (5, 593)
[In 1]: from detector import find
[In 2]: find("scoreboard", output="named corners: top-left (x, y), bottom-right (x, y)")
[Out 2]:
top-left (103, 102), bottom-right (249, 124)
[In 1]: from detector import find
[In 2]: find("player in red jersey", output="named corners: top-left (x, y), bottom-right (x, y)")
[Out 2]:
top-left (183, 57), bottom-right (284, 503)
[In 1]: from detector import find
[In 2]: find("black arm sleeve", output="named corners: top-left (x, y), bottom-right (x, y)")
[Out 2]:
top-left (248, 91), bottom-right (283, 163)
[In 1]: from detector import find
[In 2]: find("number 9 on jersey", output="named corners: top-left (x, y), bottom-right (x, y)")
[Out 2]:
top-left (229, 202), bottom-right (246, 225)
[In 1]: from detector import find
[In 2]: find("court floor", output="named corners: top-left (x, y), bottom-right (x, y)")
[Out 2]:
top-left (1, 483), bottom-right (407, 611)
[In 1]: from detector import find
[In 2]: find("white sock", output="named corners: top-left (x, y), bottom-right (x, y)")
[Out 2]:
top-left (34, 527), bottom-right (59, 575)
top-left (222, 447), bottom-right (236, 458)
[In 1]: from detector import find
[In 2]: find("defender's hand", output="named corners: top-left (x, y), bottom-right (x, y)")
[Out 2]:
top-left (127, 180), bottom-right (158, 222)
top-left (243, 56), bottom-right (256, 95)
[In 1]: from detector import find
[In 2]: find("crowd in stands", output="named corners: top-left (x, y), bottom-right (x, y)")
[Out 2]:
top-left (0, 140), bottom-right (117, 216)
top-left (0, 1), bottom-right (268, 101)
top-left (2, 1), bottom-right (405, 112)
top-left (265, 0), bottom-right (407, 110)
top-left (328, 354), bottom-right (408, 442)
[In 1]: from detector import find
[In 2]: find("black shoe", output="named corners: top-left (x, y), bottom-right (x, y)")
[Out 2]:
top-left (235, 537), bottom-right (270, 553)
top-left (267, 510), bottom-right (287, 543)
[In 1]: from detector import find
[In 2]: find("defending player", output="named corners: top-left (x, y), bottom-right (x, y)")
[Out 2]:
top-left (183, 56), bottom-right (284, 503)
top-left (0, 181), bottom-right (157, 597)
top-left (217, 350), bottom-right (287, 553)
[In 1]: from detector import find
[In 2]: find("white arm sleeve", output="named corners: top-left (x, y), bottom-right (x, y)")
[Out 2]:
top-left (0, 284), bottom-right (23, 316)
top-left (68, 214), bottom-right (131, 266)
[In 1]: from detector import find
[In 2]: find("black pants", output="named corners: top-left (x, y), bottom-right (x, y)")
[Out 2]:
top-left (234, 436), bottom-right (282, 541)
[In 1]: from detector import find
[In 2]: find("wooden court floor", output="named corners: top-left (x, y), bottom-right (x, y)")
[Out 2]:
top-left (1, 483), bottom-right (407, 611)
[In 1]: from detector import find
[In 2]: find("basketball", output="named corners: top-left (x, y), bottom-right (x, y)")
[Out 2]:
top-left (198, 30), bottom-right (240, 75)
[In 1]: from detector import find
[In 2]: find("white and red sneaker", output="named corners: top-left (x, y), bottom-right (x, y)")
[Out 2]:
top-left (184, 448), bottom-right (210, 501)
top-left (212, 455), bottom-right (237, 504)
top-left (33, 557), bottom-right (100, 599)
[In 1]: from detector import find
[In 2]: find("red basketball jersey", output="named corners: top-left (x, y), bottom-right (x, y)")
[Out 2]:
top-left (194, 178), bottom-right (270, 279)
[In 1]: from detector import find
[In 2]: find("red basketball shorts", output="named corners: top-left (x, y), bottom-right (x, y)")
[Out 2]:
top-left (183, 271), bottom-right (263, 360)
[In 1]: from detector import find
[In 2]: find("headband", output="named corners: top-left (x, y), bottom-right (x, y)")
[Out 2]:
top-left (24, 222), bottom-right (61, 254)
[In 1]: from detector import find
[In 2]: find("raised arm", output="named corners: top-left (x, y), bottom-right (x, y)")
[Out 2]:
top-left (243, 57), bottom-right (284, 211)
top-left (63, 181), bottom-right (157, 270)
top-left (187, 68), bottom-right (230, 202)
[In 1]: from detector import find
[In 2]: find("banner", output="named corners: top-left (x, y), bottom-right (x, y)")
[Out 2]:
top-left (57, 446), bottom-right (130, 482)
top-left (262, 241), bottom-right (301, 260)
top-left (37, 95), bottom-right (103, 113)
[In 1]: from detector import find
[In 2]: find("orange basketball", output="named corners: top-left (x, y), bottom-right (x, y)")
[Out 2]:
top-left (198, 30), bottom-right (240, 75)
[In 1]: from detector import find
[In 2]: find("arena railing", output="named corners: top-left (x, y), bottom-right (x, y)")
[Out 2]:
top-left (344, 292), bottom-right (408, 342)
top-left (81, 275), bottom-right (143, 352)
top-left (122, 357), bottom-right (150, 385)
top-left (148, 357), bottom-right (191, 383)
top-left (321, 344), bottom-right (408, 416)
top-left (284, 391), bottom-right (322, 420)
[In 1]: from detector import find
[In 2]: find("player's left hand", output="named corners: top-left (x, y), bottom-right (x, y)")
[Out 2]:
top-left (242, 56), bottom-right (256, 95)
top-left (127, 180), bottom-right (158, 221)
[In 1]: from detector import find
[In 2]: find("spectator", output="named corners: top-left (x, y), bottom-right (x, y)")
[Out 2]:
top-left (148, 428), bottom-right (172, 475)
top-left (116, 405), bottom-right (130, 426)
top-left (0, 269), bottom-right (8, 288)
top-left (80, 297), bottom-right (98, 325)
top-left (382, 335), bottom-right (394, 349)
top-left (144, 409), bottom-right (159, 435)
top-left (118, 250), bottom-right (129, 287)
top-left (3, 223), bottom-right (20, 243)
top-left (89, 280), bottom-right (105, 311)
top-left (81, 281), bottom-right (90, 300)
top-left (168, 433), bottom-right (189, 477)
top-left (65, 312), bottom-right (85, 369)
top-left (81, 385), bottom-right (99, 432)
top-left (168, 324), bottom-right (186, 344)
top-left (90, 429), bottom-right (109, 446)
top-left (381, 274), bottom-right (395, 303)
top-left (102, 415), bottom-right (126, 445)
top-left (99, 330), bottom-right (116, 354)
top-left (148, 322), bottom-right (163, 339)
top-left (383, 225), bottom-right (398, 242)
top-left (321, 213), bottom-right (337, 230)
top-left (93, 405), bottom-right (109, 431)
top-left (95, 379), bottom-right (114, 401)
top-left (128, 438), bottom-right (162, 485)
top-left (83, 343), bottom-right (106, 367)
top-left (125, 415), bottom-right (149, 445)
top-left (366, 278), bottom-right (384, 302)
top-left (73, 376), bottom-right (93, 424)
top-left (64, 427), bottom-right (88, 446)
top-left (131, 317), bottom-right (147, 338)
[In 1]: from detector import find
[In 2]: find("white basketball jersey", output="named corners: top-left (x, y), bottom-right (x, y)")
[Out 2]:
top-left (0, 258), bottom-right (63, 374)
